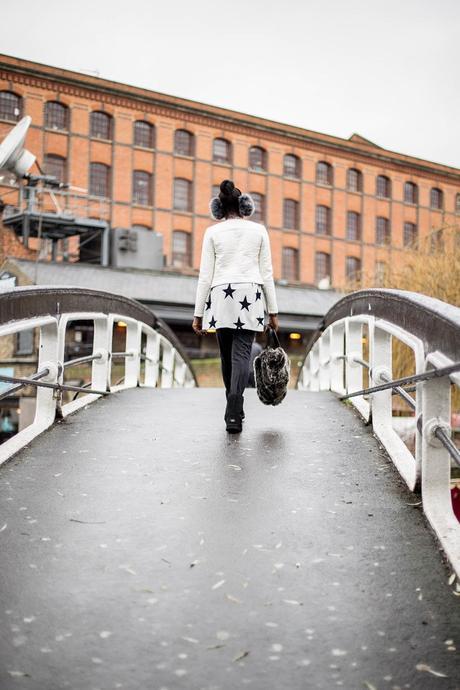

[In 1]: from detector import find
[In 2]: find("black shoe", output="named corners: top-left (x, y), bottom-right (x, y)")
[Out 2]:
top-left (225, 393), bottom-right (243, 433)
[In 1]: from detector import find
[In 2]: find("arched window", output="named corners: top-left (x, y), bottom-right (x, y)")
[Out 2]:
top-left (456, 193), bottom-right (460, 214)
top-left (174, 129), bottom-right (194, 156)
top-left (376, 175), bottom-right (391, 198)
top-left (89, 163), bottom-right (111, 198)
top-left (174, 178), bottom-right (192, 212)
top-left (132, 170), bottom-right (153, 206)
top-left (90, 111), bottom-right (112, 140)
top-left (316, 161), bottom-right (333, 186)
top-left (172, 230), bottom-right (192, 267)
top-left (404, 181), bottom-right (418, 205)
top-left (45, 101), bottom-right (69, 131)
top-left (403, 222), bottom-right (418, 248)
top-left (376, 216), bottom-right (391, 245)
top-left (347, 168), bottom-right (362, 193)
top-left (315, 252), bottom-right (331, 284)
top-left (315, 205), bottom-right (331, 235)
top-left (430, 187), bottom-right (443, 210)
top-left (250, 192), bottom-right (265, 222)
top-left (0, 91), bottom-right (22, 122)
top-left (134, 121), bottom-right (155, 149)
top-left (213, 138), bottom-right (231, 164)
top-left (346, 211), bottom-right (361, 241)
top-left (282, 247), bottom-right (299, 281)
top-left (44, 154), bottom-right (66, 184)
top-left (346, 256), bottom-right (361, 281)
top-left (283, 199), bottom-right (299, 229)
top-left (249, 146), bottom-right (267, 172)
top-left (283, 154), bottom-right (301, 178)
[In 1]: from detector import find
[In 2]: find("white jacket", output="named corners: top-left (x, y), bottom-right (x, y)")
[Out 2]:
top-left (193, 217), bottom-right (278, 317)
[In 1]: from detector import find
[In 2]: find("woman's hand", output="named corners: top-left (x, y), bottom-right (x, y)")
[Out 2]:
top-left (192, 316), bottom-right (207, 335)
top-left (266, 313), bottom-right (279, 332)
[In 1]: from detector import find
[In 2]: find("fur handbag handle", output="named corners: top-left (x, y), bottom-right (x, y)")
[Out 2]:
top-left (264, 324), bottom-right (281, 349)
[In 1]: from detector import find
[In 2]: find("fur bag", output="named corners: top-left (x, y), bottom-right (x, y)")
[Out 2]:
top-left (253, 326), bottom-right (290, 405)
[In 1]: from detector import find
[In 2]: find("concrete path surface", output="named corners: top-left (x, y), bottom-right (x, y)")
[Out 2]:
top-left (0, 387), bottom-right (458, 690)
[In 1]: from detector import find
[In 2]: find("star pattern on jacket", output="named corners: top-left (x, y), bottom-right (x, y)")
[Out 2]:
top-left (223, 283), bottom-right (236, 299)
top-left (255, 289), bottom-right (262, 301)
top-left (256, 316), bottom-right (264, 326)
top-left (234, 317), bottom-right (245, 329)
top-left (239, 295), bottom-right (251, 311)
top-left (209, 315), bottom-right (217, 328)
top-left (205, 295), bottom-right (212, 311)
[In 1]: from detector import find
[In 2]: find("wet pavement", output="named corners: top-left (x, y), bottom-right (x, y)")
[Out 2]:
top-left (0, 387), bottom-right (459, 690)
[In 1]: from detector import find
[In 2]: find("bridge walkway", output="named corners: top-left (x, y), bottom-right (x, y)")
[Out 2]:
top-left (0, 388), bottom-right (458, 690)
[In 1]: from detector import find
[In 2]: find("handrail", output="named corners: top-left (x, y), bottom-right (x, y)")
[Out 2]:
top-left (296, 288), bottom-right (460, 578)
top-left (0, 286), bottom-right (198, 465)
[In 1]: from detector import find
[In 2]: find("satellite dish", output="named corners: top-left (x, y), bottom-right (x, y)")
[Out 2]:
top-left (0, 116), bottom-right (35, 178)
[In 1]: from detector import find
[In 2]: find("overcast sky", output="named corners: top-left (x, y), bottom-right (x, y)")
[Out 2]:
top-left (2, 0), bottom-right (459, 167)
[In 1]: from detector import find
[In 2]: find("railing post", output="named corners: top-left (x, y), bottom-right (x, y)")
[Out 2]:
top-left (125, 320), bottom-right (142, 388)
top-left (330, 321), bottom-right (345, 395)
top-left (143, 329), bottom-right (161, 387)
top-left (318, 328), bottom-right (331, 391)
top-left (161, 339), bottom-right (175, 388)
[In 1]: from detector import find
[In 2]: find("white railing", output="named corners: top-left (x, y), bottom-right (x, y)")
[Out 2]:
top-left (297, 288), bottom-right (460, 578)
top-left (0, 287), bottom-right (196, 466)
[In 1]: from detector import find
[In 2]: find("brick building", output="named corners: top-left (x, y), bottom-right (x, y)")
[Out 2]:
top-left (0, 53), bottom-right (459, 289)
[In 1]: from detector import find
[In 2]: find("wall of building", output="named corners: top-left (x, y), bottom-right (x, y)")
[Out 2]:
top-left (0, 54), bottom-right (459, 290)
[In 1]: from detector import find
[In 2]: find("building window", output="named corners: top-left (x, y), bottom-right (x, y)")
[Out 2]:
top-left (430, 228), bottom-right (444, 252)
top-left (403, 222), bottom-right (418, 248)
top-left (430, 187), bottom-right (443, 210)
top-left (90, 111), bottom-right (112, 140)
top-left (249, 146), bottom-right (267, 171)
top-left (89, 162), bottom-right (111, 198)
top-left (282, 247), bottom-right (299, 281)
top-left (133, 170), bottom-right (152, 206)
top-left (375, 216), bottom-right (390, 245)
top-left (376, 175), bottom-right (391, 198)
top-left (134, 121), bottom-right (155, 149)
top-left (316, 161), bottom-right (333, 186)
top-left (172, 230), bottom-right (192, 267)
top-left (346, 211), bottom-right (361, 241)
top-left (174, 129), bottom-right (194, 156)
top-left (174, 178), bottom-right (192, 212)
top-left (0, 91), bottom-right (22, 122)
top-left (347, 168), bottom-right (362, 192)
top-left (250, 193), bottom-right (265, 222)
top-left (315, 252), bottom-right (331, 284)
top-left (315, 205), bottom-right (331, 235)
top-left (283, 154), bottom-right (301, 178)
top-left (375, 261), bottom-right (386, 286)
top-left (283, 199), bottom-right (299, 229)
top-left (455, 193), bottom-right (460, 213)
top-left (44, 154), bottom-right (66, 184)
top-left (213, 138), bottom-right (231, 164)
top-left (346, 256), bottom-right (361, 281)
top-left (404, 181), bottom-right (418, 205)
top-left (44, 101), bottom-right (69, 131)
top-left (15, 329), bottom-right (34, 356)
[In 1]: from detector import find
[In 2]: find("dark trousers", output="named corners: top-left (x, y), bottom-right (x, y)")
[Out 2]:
top-left (216, 328), bottom-right (256, 399)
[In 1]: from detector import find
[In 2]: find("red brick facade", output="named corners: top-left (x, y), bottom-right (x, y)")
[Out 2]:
top-left (0, 53), bottom-right (459, 289)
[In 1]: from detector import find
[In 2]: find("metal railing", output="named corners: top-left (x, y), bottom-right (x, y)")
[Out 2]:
top-left (0, 286), bottom-right (197, 465)
top-left (296, 288), bottom-right (460, 577)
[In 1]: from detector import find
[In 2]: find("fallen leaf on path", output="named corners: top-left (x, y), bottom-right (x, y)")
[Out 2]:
top-left (415, 663), bottom-right (448, 678)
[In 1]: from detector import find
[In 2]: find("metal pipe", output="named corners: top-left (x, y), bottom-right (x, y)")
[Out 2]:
top-left (0, 368), bottom-right (50, 401)
top-left (339, 361), bottom-right (460, 400)
top-left (0, 373), bottom-right (108, 396)
top-left (63, 353), bottom-right (103, 368)
top-left (434, 427), bottom-right (460, 468)
top-left (352, 357), bottom-right (370, 368)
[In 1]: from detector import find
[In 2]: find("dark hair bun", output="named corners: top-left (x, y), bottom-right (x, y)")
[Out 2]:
top-left (220, 179), bottom-right (241, 199)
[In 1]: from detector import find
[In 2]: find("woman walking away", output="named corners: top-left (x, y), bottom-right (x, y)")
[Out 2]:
top-left (192, 179), bottom-right (279, 433)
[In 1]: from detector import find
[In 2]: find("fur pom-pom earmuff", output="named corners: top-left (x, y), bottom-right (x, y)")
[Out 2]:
top-left (209, 193), bottom-right (255, 220)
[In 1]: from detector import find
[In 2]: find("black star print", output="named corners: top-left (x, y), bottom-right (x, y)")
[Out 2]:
top-left (223, 283), bottom-right (236, 299)
top-left (255, 289), bottom-right (262, 301)
top-left (239, 295), bottom-right (252, 311)
top-left (205, 296), bottom-right (212, 311)
top-left (234, 317), bottom-right (245, 329)
top-left (209, 315), bottom-right (217, 328)
top-left (256, 317), bottom-right (264, 326)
